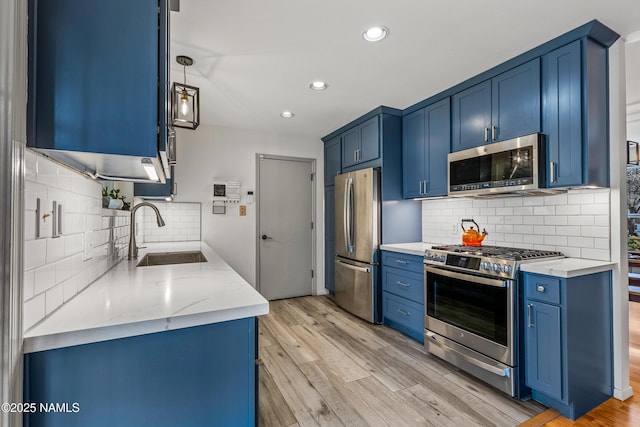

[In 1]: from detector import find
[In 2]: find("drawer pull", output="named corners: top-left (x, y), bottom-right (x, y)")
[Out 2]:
top-left (396, 281), bottom-right (410, 288)
top-left (395, 260), bottom-right (409, 265)
top-left (396, 308), bottom-right (410, 316)
top-left (536, 285), bottom-right (545, 293)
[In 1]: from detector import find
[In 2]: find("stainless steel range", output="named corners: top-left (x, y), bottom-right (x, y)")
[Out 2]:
top-left (423, 244), bottom-right (563, 397)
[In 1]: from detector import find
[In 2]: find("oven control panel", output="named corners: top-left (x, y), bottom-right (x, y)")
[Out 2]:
top-left (424, 249), bottom-right (518, 279)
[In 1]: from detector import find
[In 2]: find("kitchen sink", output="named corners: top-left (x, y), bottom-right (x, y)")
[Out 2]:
top-left (136, 251), bottom-right (208, 267)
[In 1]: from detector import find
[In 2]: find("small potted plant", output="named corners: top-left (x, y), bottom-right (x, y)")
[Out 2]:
top-left (102, 187), bottom-right (129, 210)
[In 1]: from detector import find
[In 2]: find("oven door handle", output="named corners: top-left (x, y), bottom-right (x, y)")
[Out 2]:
top-left (425, 331), bottom-right (510, 377)
top-left (424, 266), bottom-right (509, 288)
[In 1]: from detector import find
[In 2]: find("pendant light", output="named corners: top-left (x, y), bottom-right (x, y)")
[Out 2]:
top-left (172, 55), bottom-right (200, 129)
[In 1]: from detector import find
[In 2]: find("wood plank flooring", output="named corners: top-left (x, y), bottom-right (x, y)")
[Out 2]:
top-left (258, 296), bottom-right (545, 426)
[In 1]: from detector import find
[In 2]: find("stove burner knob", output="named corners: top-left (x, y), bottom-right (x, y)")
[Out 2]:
top-left (481, 262), bottom-right (491, 271)
top-left (492, 263), bottom-right (501, 272)
top-left (504, 265), bottom-right (513, 274)
top-left (438, 255), bottom-right (446, 262)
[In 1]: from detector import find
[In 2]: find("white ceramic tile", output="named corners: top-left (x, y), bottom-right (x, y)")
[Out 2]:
top-left (555, 204), bottom-right (581, 215)
top-left (544, 193), bottom-right (568, 205)
top-left (581, 203), bottom-right (609, 215)
top-left (544, 235), bottom-right (568, 246)
top-left (34, 263), bottom-right (56, 295)
top-left (533, 225), bottom-right (556, 235)
top-left (24, 294), bottom-right (46, 330)
top-left (24, 149), bottom-right (38, 181)
top-left (523, 216), bottom-right (544, 225)
top-left (46, 237), bottom-right (65, 264)
top-left (64, 234), bottom-right (83, 257)
top-left (55, 257), bottom-right (74, 284)
top-left (567, 193), bottom-right (594, 205)
top-left (522, 196), bottom-right (544, 206)
top-left (580, 226), bottom-right (609, 238)
top-left (555, 226), bottom-right (581, 236)
top-left (503, 198), bottom-right (523, 207)
top-left (568, 236), bottom-right (594, 248)
top-left (24, 239), bottom-right (46, 270)
top-left (534, 205), bottom-right (555, 216)
top-left (45, 283), bottom-right (64, 315)
top-left (580, 248), bottom-right (610, 261)
top-left (544, 216), bottom-right (568, 226)
top-left (23, 270), bottom-right (35, 301)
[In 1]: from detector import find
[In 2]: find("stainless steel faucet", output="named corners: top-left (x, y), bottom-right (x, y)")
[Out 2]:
top-left (128, 202), bottom-right (166, 259)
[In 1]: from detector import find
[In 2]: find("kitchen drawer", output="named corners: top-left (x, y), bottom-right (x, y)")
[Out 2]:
top-left (383, 292), bottom-right (424, 343)
top-left (381, 251), bottom-right (424, 274)
top-left (525, 274), bottom-right (561, 305)
top-left (382, 267), bottom-right (423, 304)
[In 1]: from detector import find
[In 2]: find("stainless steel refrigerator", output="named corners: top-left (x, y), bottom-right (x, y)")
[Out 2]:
top-left (334, 168), bottom-right (380, 323)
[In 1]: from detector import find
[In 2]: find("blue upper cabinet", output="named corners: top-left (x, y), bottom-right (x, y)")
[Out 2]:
top-left (324, 136), bottom-right (342, 186)
top-left (403, 98), bottom-right (450, 198)
top-left (451, 80), bottom-right (492, 151)
top-left (543, 39), bottom-right (608, 188)
top-left (341, 116), bottom-right (380, 169)
top-left (27, 0), bottom-right (170, 182)
top-left (491, 58), bottom-right (541, 141)
top-left (452, 59), bottom-right (540, 152)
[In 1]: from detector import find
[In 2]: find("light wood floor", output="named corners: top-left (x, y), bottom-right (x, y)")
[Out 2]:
top-left (258, 295), bottom-right (545, 426)
top-left (529, 301), bottom-right (640, 426)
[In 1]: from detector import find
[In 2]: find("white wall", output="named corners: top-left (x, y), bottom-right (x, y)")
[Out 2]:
top-left (173, 124), bottom-right (324, 291)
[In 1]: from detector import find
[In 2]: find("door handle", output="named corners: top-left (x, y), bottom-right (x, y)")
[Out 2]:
top-left (335, 259), bottom-right (371, 273)
top-left (261, 234), bottom-right (272, 240)
top-left (550, 162), bottom-right (557, 184)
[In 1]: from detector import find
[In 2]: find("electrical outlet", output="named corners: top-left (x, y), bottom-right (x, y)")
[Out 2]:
top-left (239, 205), bottom-right (247, 216)
top-left (452, 223), bottom-right (458, 234)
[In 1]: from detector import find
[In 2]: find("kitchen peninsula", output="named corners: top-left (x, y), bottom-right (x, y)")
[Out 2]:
top-left (23, 242), bottom-right (268, 427)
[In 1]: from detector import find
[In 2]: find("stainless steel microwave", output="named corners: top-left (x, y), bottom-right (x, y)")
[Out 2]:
top-left (448, 133), bottom-right (545, 196)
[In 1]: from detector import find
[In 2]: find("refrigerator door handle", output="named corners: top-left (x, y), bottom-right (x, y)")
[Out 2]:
top-left (344, 177), bottom-right (355, 253)
top-left (335, 259), bottom-right (371, 273)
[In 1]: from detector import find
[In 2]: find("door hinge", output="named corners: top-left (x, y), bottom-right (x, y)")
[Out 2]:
top-left (311, 269), bottom-right (314, 278)
top-left (310, 173), bottom-right (314, 181)
top-left (311, 221), bottom-right (314, 229)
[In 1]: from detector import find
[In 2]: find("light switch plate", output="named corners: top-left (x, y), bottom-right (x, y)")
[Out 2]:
top-left (36, 198), bottom-right (52, 239)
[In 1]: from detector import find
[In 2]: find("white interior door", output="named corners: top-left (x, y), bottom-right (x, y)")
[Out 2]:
top-left (258, 155), bottom-right (314, 300)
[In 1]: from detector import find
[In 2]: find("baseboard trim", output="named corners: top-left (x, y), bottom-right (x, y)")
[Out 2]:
top-left (613, 385), bottom-right (634, 401)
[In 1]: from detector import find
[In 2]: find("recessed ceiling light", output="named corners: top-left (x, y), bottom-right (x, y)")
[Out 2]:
top-left (280, 111), bottom-right (294, 118)
top-left (363, 26), bottom-right (389, 42)
top-left (310, 81), bottom-right (328, 91)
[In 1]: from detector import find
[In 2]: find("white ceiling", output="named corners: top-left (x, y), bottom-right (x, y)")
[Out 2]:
top-left (170, 0), bottom-right (640, 140)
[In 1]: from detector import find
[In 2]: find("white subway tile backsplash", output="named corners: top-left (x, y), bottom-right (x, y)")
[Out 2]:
top-left (422, 188), bottom-right (611, 261)
top-left (23, 152), bottom-right (130, 331)
top-left (136, 201), bottom-right (201, 244)
top-left (580, 226), bottom-right (609, 238)
top-left (33, 264), bottom-right (56, 295)
top-left (24, 294), bottom-right (45, 330)
top-left (24, 239), bottom-right (46, 270)
top-left (45, 283), bottom-right (64, 315)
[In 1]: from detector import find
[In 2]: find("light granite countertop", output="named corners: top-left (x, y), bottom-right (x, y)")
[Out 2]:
top-left (519, 258), bottom-right (616, 278)
top-left (24, 241), bottom-right (269, 353)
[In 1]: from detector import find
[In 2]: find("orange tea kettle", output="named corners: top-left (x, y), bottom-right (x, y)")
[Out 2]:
top-left (461, 219), bottom-right (488, 246)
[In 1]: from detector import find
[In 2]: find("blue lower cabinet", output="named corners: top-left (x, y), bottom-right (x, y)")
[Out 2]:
top-left (383, 292), bottom-right (424, 343)
top-left (24, 317), bottom-right (258, 427)
top-left (381, 251), bottom-right (424, 343)
top-left (524, 271), bottom-right (612, 420)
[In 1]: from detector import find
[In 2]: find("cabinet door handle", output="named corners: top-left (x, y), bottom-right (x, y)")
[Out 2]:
top-left (396, 281), bottom-right (410, 288)
top-left (354, 150), bottom-right (358, 163)
top-left (550, 162), bottom-right (557, 184)
top-left (419, 180), bottom-right (424, 194)
top-left (484, 127), bottom-right (489, 142)
top-left (424, 180), bottom-right (428, 194)
top-left (527, 303), bottom-right (534, 328)
top-left (396, 308), bottom-right (410, 316)
top-left (491, 125), bottom-right (497, 141)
